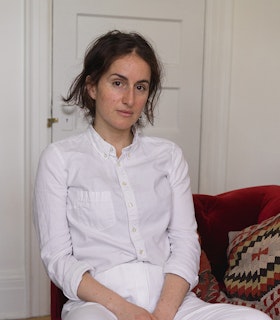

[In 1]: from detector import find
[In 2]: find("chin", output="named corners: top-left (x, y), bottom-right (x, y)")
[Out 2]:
top-left (114, 121), bottom-right (136, 131)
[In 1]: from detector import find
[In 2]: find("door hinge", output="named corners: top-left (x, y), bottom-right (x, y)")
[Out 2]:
top-left (47, 117), bottom-right (59, 128)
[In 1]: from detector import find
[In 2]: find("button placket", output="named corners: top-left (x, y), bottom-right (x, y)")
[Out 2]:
top-left (115, 161), bottom-right (147, 260)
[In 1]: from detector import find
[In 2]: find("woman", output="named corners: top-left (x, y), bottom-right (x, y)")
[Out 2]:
top-left (34, 30), bottom-right (271, 320)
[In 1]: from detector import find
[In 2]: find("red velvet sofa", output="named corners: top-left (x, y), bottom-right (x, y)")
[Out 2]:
top-left (50, 185), bottom-right (280, 320)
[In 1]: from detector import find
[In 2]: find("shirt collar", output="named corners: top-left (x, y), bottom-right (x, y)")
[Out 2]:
top-left (87, 125), bottom-right (141, 159)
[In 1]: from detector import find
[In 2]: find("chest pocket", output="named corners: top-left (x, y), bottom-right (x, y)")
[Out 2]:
top-left (75, 190), bottom-right (116, 231)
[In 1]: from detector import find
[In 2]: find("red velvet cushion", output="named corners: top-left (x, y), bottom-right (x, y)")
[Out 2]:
top-left (51, 282), bottom-right (67, 320)
top-left (193, 185), bottom-right (280, 282)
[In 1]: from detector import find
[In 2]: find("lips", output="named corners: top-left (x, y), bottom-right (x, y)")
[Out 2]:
top-left (117, 109), bottom-right (133, 117)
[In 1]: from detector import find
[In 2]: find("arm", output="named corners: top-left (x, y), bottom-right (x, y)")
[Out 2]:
top-left (164, 144), bottom-right (200, 290)
top-left (156, 145), bottom-right (200, 319)
top-left (78, 272), bottom-right (157, 320)
top-left (33, 144), bottom-right (92, 300)
top-left (153, 273), bottom-right (190, 320)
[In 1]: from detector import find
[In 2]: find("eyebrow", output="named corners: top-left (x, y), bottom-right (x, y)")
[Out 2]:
top-left (111, 73), bottom-right (150, 85)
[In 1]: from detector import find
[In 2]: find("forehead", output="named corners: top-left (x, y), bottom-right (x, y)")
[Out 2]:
top-left (107, 53), bottom-right (151, 79)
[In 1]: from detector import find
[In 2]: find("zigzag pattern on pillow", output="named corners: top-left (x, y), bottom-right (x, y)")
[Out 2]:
top-left (218, 213), bottom-right (280, 319)
top-left (224, 213), bottom-right (280, 301)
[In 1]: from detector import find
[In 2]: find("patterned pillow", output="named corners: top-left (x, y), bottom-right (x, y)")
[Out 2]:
top-left (192, 249), bottom-right (220, 303)
top-left (216, 212), bottom-right (280, 319)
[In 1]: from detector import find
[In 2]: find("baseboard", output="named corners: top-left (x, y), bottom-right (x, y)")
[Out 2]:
top-left (0, 273), bottom-right (26, 319)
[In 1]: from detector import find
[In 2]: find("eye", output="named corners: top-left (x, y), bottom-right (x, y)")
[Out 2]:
top-left (112, 80), bottom-right (122, 87)
top-left (136, 84), bottom-right (148, 92)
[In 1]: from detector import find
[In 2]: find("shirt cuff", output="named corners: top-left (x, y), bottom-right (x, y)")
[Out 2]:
top-left (63, 261), bottom-right (95, 301)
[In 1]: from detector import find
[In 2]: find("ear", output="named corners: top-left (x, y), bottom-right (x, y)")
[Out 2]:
top-left (86, 75), bottom-right (97, 100)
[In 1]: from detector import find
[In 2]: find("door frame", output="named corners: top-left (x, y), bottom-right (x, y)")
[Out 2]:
top-left (25, 0), bottom-right (52, 316)
top-left (199, 0), bottom-right (234, 195)
top-left (25, 0), bottom-right (234, 315)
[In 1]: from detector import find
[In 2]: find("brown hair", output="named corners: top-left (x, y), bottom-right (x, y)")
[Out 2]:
top-left (63, 30), bottom-right (162, 127)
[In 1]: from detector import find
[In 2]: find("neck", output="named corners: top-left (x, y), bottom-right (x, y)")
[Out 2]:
top-left (93, 125), bottom-right (134, 157)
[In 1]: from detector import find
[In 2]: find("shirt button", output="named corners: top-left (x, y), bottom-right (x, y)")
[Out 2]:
top-left (132, 227), bottom-right (137, 232)
top-left (122, 181), bottom-right (127, 186)
top-left (139, 249), bottom-right (144, 255)
top-left (128, 202), bottom-right (134, 208)
top-left (103, 153), bottom-right (108, 158)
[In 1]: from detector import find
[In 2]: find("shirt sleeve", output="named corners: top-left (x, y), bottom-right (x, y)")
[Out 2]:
top-left (163, 144), bottom-right (200, 290)
top-left (33, 144), bottom-right (94, 300)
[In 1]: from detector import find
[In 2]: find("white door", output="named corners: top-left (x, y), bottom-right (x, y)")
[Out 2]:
top-left (52, 0), bottom-right (205, 192)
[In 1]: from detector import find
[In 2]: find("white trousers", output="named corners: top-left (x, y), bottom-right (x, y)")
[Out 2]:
top-left (62, 262), bottom-right (271, 320)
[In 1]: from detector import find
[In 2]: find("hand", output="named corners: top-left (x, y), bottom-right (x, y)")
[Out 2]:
top-left (152, 274), bottom-right (190, 320)
top-left (78, 273), bottom-right (158, 320)
top-left (115, 300), bottom-right (158, 320)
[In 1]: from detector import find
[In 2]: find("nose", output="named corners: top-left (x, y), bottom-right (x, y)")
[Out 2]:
top-left (122, 87), bottom-right (135, 107)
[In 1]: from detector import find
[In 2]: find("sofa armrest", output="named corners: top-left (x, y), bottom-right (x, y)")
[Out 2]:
top-left (193, 185), bottom-right (280, 282)
top-left (51, 282), bottom-right (67, 320)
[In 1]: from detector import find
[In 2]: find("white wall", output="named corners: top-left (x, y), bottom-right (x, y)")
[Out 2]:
top-left (0, 0), bottom-right (279, 318)
top-left (0, 0), bottom-right (26, 318)
top-left (200, 0), bottom-right (280, 194)
top-left (226, 0), bottom-right (280, 190)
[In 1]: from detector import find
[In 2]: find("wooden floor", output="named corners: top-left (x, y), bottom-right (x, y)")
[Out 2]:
top-left (16, 317), bottom-right (50, 320)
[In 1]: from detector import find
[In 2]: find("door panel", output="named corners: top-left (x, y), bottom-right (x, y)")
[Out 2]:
top-left (52, 0), bottom-right (205, 191)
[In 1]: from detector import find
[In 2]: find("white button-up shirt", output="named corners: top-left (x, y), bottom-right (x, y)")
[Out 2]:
top-left (33, 126), bottom-right (200, 300)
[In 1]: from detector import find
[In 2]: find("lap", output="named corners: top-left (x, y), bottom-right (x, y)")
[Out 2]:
top-left (63, 302), bottom-right (116, 320)
top-left (63, 293), bottom-right (271, 320)
top-left (176, 293), bottom-right (271, 320)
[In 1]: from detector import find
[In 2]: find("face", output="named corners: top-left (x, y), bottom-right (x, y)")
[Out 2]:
top-left (87, 53), bottom-right (151, 135)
